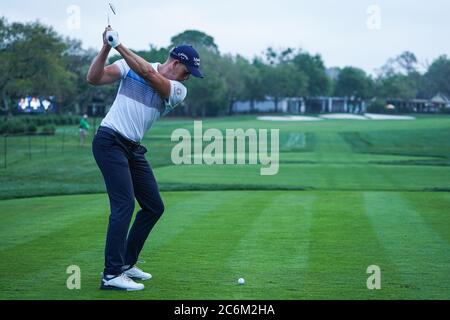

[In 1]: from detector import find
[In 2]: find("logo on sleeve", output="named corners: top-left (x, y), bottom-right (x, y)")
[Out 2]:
top-left (176, 88), bottom-right (183, 96)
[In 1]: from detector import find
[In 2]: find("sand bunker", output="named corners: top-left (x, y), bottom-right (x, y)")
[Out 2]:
top-left (320, 114), bottom-right (368, 120)
top-left (257, 116), bottom-right (322, 121)
top-left (364, 113), bottom-right (416, 120)
top-left (257, 114), bottom-right (416, 121)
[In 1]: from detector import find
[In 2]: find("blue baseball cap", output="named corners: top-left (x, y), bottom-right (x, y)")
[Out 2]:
top-left (170, 45), bottom-right (204, 78)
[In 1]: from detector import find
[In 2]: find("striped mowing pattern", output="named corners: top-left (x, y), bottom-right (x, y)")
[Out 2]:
top-left (0, 191), bottom-right (448, 299)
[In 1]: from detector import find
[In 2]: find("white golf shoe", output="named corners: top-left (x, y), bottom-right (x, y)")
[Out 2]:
top-left (100, 273), bottom-right (145, 291)
top-left (123, 266), bottom-right (152, 281)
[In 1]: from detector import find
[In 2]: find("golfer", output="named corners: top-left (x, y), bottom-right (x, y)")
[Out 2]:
top-left (87, 27), bottom-right (203, 291)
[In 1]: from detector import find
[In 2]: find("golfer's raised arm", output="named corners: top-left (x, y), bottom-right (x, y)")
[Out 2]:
top-left (87, 48), bottom-right (121, 85)
top-left (86, 29), bottom-right (122, 85)
top-left (115, 44), bottom-right (171, 99)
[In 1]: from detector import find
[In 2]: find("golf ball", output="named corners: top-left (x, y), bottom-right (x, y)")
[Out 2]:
top-left (238, 278), bottom-right (245, 285)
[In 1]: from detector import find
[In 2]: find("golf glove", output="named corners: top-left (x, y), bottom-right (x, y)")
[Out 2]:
top-left (106, 30), bottom-right (120, 48)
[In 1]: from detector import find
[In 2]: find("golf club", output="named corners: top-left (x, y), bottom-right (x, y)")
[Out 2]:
top-left (107, 2), bottom-right (116, 27)
top-left (107, 2), bottom-right (117, 43)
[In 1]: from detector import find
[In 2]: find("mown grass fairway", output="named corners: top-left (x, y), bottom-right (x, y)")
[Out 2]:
top-left (0, 115), bottom-right (449, 299)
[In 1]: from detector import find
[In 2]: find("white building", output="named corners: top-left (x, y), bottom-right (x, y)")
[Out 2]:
top-left (232, 96), bottom-right (366, 114)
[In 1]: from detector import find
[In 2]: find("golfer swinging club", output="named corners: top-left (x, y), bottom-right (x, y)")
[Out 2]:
top-left (87, 26), bottom-right (203, 291)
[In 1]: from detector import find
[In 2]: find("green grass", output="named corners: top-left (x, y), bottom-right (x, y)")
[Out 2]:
top-left (1, 116), bottom-right (450, 198)
top-left (0, 191), bottom-right (448, 299)
top-left (341, 129), bottom-right (450, 159)
top-left (0, 114), bottom-right (450, 299)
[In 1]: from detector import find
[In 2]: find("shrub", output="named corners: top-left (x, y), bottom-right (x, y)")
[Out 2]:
top-left (41, 125), bottom-right (56, 135)
top-left (367, 99), bottom-right (387, 113)
top-left (27, 124), bottom-right (38, 134)
top-left (7, 119), bottom-right (27, 134)
top-left (0, 122), bottom-right (7, 134)
top-left (0, 115), bottom-right (84, 135)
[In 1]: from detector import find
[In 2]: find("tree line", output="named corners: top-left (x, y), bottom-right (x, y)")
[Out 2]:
top-left (1, 17), bottom-right (450, 117)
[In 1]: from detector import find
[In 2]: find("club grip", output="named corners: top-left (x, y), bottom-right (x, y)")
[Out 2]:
top-left (106, 30), bottom-right (120, 48)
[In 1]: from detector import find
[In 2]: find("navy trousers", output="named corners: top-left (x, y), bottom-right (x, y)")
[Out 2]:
top-left (92, 126), bottom-right (164, 276)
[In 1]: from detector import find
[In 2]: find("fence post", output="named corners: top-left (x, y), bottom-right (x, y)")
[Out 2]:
top-left (93, 117), bottom-right (97, 133)
top-left (61, 129), bottom-right (65, 154)
top-left (28, 134), bottom-right (32, 160)
top-left (44, 134), bottom-right (47, 157)
top-left (3, 135), bottom-right (6, 169)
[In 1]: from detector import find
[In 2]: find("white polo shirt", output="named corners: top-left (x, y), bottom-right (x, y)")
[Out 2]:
top-left (101, 59), bottom-right (187, 142)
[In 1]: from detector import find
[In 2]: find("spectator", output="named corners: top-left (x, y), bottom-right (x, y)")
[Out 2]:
top-left (79, 114), bottom-right (90, 146)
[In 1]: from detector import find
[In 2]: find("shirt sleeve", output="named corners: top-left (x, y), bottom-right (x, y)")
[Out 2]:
top-left (113, 59), bottom-right (130, 79)
top-left (165, 80), bottom-right (187, 110)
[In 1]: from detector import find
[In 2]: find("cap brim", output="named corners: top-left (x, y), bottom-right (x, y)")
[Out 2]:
top-left (187, 65), bottom-right (204, 78)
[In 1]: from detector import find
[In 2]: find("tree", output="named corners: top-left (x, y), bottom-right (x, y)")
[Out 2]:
top-left (397, 51), bottom-right (418, 75)
top-left (378, 51), bottom-right (418, 77)
top-left (423, 55), bottom-right (450, 98)
top-left (243, 59), bottom-right (265, 112)
top-left (113, 44), bottom-right (170, 65)
top-left (63, 38), bottom-right (119, 115)
top-left (260, 61), bottom-right (307, 112)
top-left (375, 74), bottom-right (419, 100)
top-left (334, 67), bottom-right (373, 99)
top-left (257, 47), bottom-right (309, 111)
top-left (374, 51), bottom-right (422, 100)
top-left (0, 18), bottom-right (75, 114)
top-left (236, 56), bottom-right (265, 112)
top-left (219, 54), bottom-right (247, 115)
top-left (292, 52), bottom-right (331, 96)
top-left (264, 47), bottom-right (296, 65)
top-left (183, 47), bottom-right (228, 117)
top-left (170, 30), bottom-right (219, 54)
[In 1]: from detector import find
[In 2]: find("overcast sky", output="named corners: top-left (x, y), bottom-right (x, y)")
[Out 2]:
top-left (2, 0), bottom-right (449, 74)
